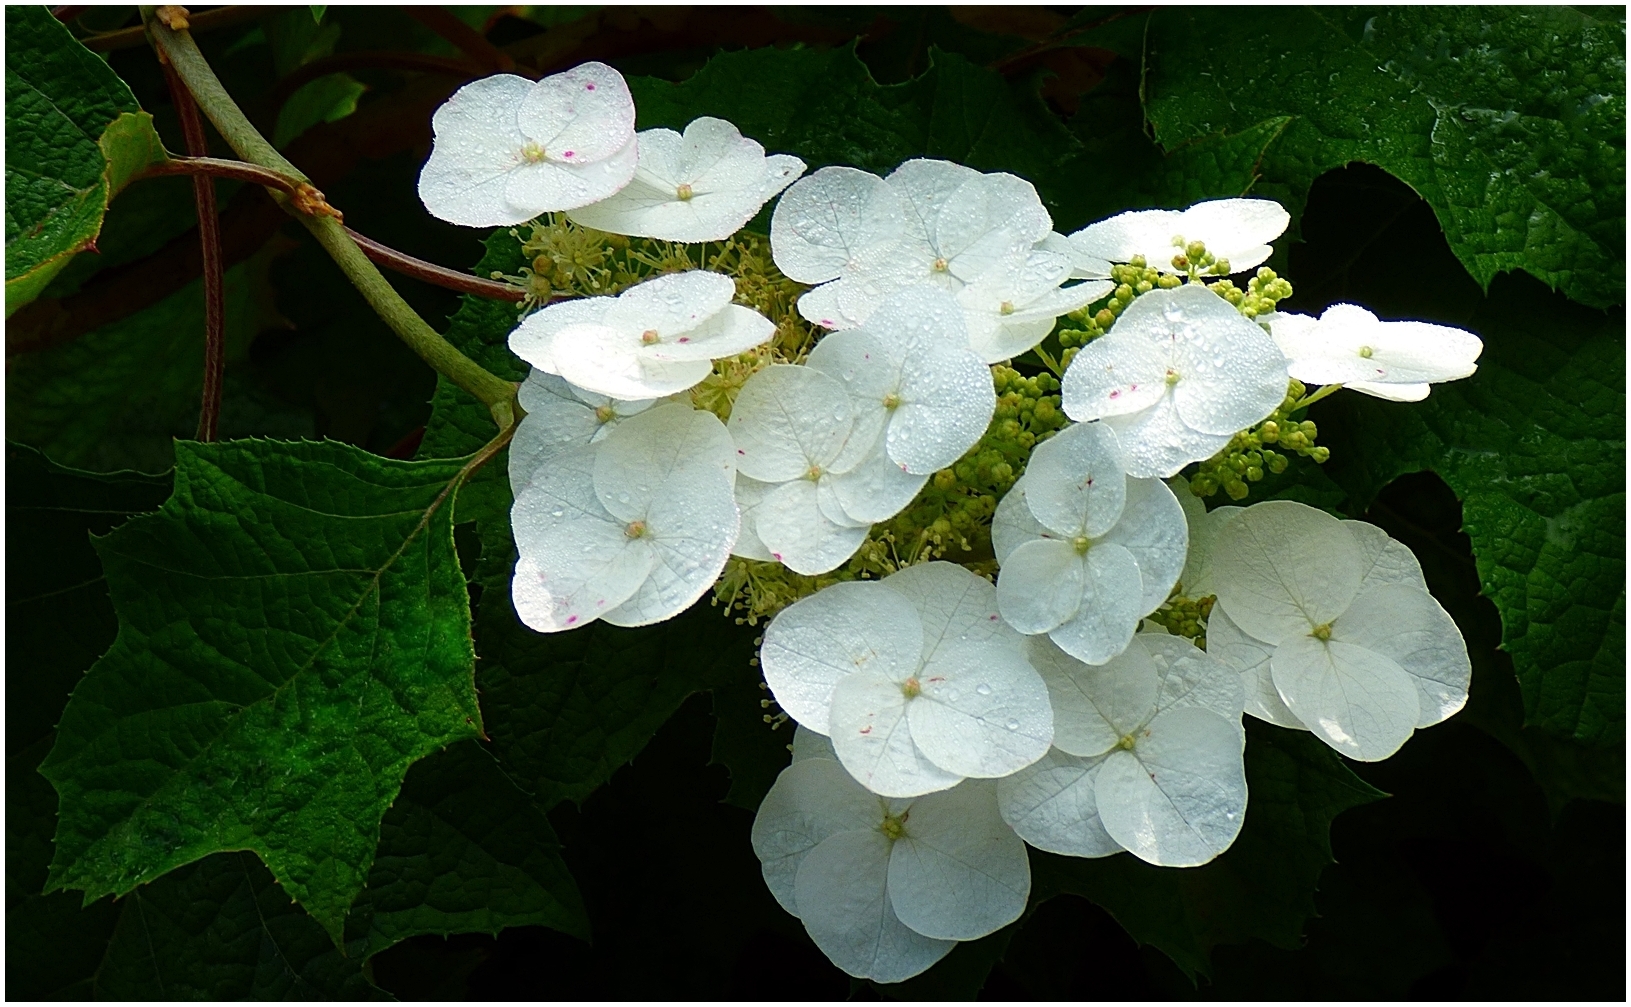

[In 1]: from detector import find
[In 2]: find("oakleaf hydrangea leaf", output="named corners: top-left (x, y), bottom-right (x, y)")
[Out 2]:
top-left (1141, 6), bottom-right (1627, 308)
top-left (343, 741), bottom-right (588, 957)
top-left (40, 440), bottom-right (484, 941)
top-left (5, 7), bottom-right (167, 314)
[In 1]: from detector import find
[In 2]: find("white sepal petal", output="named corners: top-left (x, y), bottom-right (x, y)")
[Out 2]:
top-left (887, 779), bottom-right (1031, 941)
top-left (1095, 706), bottom-right (1247, 867)
top-left (1211, 500), bottom-right (1364, 644)
top-left (794, 829), bottom-right (955, 983)
top-left (1272, 632), bottom-right (1421, 762)
top-left (762, 582), bottom-right (924, 735)
top-left (751, 756), bottom-right (885, 916)
top-left (829, 669), bottom-right (964, 799)
top-left (996, 749), bottom-right (1122, 857)
top-left (1336, 583), bottom-right (1470, 729)
top-left (908, 640), bottom-right (1053, 779)
top-left (1099, 476), bottom-right (1189, 616)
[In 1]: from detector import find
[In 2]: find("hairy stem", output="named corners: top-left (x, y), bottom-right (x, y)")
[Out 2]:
top-left (141, 7), bottom-right (519, 429)
top-left (161, 59), bottom-right (225, 442)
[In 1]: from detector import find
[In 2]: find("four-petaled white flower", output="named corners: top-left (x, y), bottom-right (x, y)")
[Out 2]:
top-left (805, 285), bottom-right (996, 477)
top-left (752, 752), bottom-right (1030, 983)
top-left (507, 270), bottom-right (775, 399)
top-left (726, 364), bottom-right (923, 575)
top-left (1066, 197), bottom-right (1290, 278)
top-left (770, 160), bottom-right (1093, 353)
top-left (993, 421), bottom-right (1188, 665)
top-left (510, 402), bottom-right (739, 633)
top-left (1263, 303), bottom-right (1484, 402)
top-left (567, 116), bottom-right (806, 242)
top-left (761, 562), bottom-right (1054, 797)
top-left (418, 64), bottom-right (638, 227)
top-left (1061, 284), bottom-right (1289, 478)
top-left (508, 370), bottom-right (653, 494)
top-left (998, 633), bottom-right (1246, 867)
top-left (1206, 500), bottom-right (1471, 760)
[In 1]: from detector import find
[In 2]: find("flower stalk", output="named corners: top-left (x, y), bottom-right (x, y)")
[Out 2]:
top-left (140, 6), bottom-right (520, 431)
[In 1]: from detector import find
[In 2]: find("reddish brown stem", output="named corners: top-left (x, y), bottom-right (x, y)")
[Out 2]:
top-left (81, 6), bottom-right (263, 51)
top-left (344, 228), bottom-right (524, 302)
top-left (404, 6), bottom-right (516, 73)
top-left (163, 60), bottom-right (225, 443)
top-left (144, 155), bottom-right (304, 196)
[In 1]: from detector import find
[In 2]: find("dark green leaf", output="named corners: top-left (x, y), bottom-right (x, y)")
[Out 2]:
top-left (345, 740), bottom-right (589, 957)
top-left (1142, 6), bottom-right (1627, 307)
top-left (1029, 722), bottom-right (1385, 979)
top-left (41, 439), bottom-right (484, 940)
top-left (709, 676), bottom-right (792, 812)
top-left (94, 852), bottom-right (389, 1000)
top-left (7, 262), bottom-right (314, 473)
top-left (4, 7), bottom-right (164, 313)
top-left (5, 443), bottom-right (171, 754)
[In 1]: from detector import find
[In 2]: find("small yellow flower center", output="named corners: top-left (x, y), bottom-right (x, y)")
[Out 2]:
top-left (901, 676), bottom-right (922, 699)
top-left (675, 183), bottom-right (694, 201)
top-left (1072, 535), bottom-right (1091, 555)
top-left (1358, 345), bottom-right (1374, 358)
top-left (881, 812), bottom-right (909, 841)
top-left (520, 141), bottom-right (547, 163)
top-left (640, 329), bottom-right (660, 345)
top-left (625, 520), bottom-right (648, 539)
top-left (594, 405), bottom-right (616, 424)
top-left (999, 300), bottom-right (1016, 316)
top-left (1116, 733), bottom-right (1137, 751)
top-left (1165, 369), bottom-right (1181, 386)
top-left (805, 464), bottom-right (823, 482)
top-left (931, 257), bottom-right (949, 273)
top-left (882, 392), bottom-right (902, 409)
top-left (1311, 622), bottom-right (1333, 641)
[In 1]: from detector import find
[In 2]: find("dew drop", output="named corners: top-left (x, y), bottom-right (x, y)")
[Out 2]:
top-left (550, 508), bottom-right (565, 518)
top-left (946, 690), bottom-right (960, 702)
top-left (1005, 719), bottom-right (1020, 731)
top-left (975, 683), bottom-right (992, 696)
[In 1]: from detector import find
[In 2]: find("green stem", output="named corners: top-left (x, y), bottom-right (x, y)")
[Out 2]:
top-left (1290, 382), bottom-right (1343, 412)
top-left (141, 7), bottom-right (518, 430)
top-left (1032, 345), bottom-right (1066, 379)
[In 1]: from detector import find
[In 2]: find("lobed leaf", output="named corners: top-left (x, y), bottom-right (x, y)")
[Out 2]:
top-left (1140, 6), bottom-right (1627, 308)
top-left (40, 439), bottom-right (484, 940)
top-left (5, 7), bottom-right (166, 315)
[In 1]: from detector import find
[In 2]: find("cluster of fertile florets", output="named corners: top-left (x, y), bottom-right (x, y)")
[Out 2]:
top-left (1189, 378), bottom-right (1329, 500)
top-left (419, 61), bottom-right (1489, 985)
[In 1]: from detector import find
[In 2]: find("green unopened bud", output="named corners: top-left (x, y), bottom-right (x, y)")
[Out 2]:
top-left (1135, 280), bottom-right (1154, 294)
top-left (1311, 446), bottom-right (1331, 463)
top-left (1094, 308), bottom-right (1116, 329)
top-left (1170, 254), bottom-right (1190, 271)
top-left (1185, 240), bottom-right (1207, 261)
top-left (1115, 284), bottom-right (1134, 301)
top-left (933, 469), bottom-right (957, 489)
top-left (1260, 420), bottom-right (1280, 442)
top-left (1225, 479), bottom-right (1249, 501)
top-left (1129, 254), bottom-right (1148, 268)
top-left (1158, 273), bottom-right (1184, 289)
top-left (1246, 465), bottom-right (1264, 482)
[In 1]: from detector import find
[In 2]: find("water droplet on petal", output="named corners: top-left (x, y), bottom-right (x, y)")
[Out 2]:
top-left (1005, 719), bottom-right (1020, 731)
top-left (975, 683), bottom-right (992, 696)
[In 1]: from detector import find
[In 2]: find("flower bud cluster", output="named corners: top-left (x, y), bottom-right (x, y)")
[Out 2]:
top-left (1144, 590), bottom-right (1216, 648)
top-left (1207, 266), bottom-right (1294, 318)
top-left (1188, 379), bottom-right (1329, 500)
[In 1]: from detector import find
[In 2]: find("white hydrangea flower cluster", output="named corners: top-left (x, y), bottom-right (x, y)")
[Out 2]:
top-left (769, 160), bottom-right (1112, 361)
top-left (415, 62), bottom-right (1488, 984)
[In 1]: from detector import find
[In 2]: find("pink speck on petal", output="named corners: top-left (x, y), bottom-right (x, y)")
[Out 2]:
top-left (737, 448), bottom-right (746, 454)
top-left (1109, 389), bottom-right (1121, 399)
top-left (772, 552), bottom-right (783, 561)
top-left (859, 726), bottom-right (873, 735)
top-left (988, 614), bottom-right (999, 620)
top-left (678, 336), bottom-right (690, 343)
top-left (1130, 383), bottom-right (1139, 391)
top-left (566, 615), bottom-right (579, 625)
top-left (585, 83), bottom-right (596, 90)
top-left (563, 150), bottom-right (575, 158)
top-left (820, 318), bottom-right (835, 327)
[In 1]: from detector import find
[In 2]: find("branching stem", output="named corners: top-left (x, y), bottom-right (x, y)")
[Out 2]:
top-left (160, 59), bottom-right (225, 442)
top-left (141, 6), bottom-right (519, 431)
top-left (344, 228), bottom-right (525, 303)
